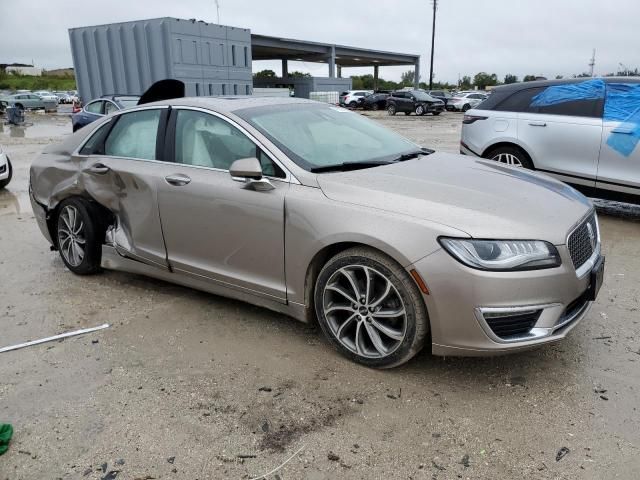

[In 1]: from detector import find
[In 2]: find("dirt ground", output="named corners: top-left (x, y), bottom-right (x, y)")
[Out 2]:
top-left (1, 109), bottom-right (639, 480)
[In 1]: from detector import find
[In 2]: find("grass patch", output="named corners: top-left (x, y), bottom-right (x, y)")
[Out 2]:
top-left (0, 72), bottom-right (76, 92)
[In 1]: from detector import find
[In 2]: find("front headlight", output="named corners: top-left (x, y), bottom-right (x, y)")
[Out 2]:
top-left (439, 238), bottom-right (561, 271)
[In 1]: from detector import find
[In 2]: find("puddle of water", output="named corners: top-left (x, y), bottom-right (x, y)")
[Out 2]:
top-left (0, 189), bottom-right (32, 216)
top-left (0, 118), bottom-right (71, 140)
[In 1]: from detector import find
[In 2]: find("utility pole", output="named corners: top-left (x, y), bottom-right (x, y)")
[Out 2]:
top-left (428, 0), bottom-right (437, 90)
top-left (588, 49), bottom-right (596, 77)
top-left (214, 0), bottom-right (220, 24)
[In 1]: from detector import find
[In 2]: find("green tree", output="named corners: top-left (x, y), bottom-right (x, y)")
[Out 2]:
top-left (523, 75), bottom-right (537, 82)
top-left (555, 75), bottom-right (564, 79)
top-left (459, 76), bottom-right (472, 89)
top-left (504, 74), bottom-right (518, 84)
top-left (473, 72), bottom-right (498, 90)
top-left (574, 72), bottom-right (591, 78)
top-left (289, 71), bottom-right (311, 78)
top-left (401, 70), bottom-right (416, 87)
top-left (253, 69), bottom-right (277, 78)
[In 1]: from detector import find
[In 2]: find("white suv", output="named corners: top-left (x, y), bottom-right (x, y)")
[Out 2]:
top-left (0, 145), bottom-right (12, 189)
top-left (339, 90), bottom-right (373, 108)
top-left (460, 77), bottom-right (640, 204)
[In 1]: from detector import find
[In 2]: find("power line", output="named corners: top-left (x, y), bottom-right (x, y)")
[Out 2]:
top-left (428, 0), bottom-right (437, 90)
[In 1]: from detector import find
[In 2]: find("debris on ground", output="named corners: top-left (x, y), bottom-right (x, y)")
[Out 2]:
top-left (556, 447), bottom-right (570, 461)
top-left (460, 454), bottom-right (470, 468)
top-left (327, 451), bottom-right (340, 461)
top-left (167, 456), bottom-right (175, 464)
top-left (100, 471), bottom-right (120, 480)
top-left (0, 423), bottom-right (13, 455)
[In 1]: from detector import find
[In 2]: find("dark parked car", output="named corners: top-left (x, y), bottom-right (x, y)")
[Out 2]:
top-left (362, 93), bottom-right (391, 110)
top-left (428, 90), bottom-right (454, 108)
top-left (386, 90), bottom-right (445, 116)
top-left (72, 95), bottom-right (140, 132)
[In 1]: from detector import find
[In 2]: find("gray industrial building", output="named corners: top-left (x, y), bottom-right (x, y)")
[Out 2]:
top-left (69, 17), bottom-right (420, 101)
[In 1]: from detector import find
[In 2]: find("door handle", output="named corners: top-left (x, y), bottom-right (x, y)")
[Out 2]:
top-left (88, 163), bottom-right (110, 174)
top-left (528, 121), bottom-right (547, 127)
top-left (165, 174), bottom-right (191, 186)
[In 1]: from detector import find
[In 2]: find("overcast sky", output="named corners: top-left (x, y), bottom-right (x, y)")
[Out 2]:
top-left (1, 0), bottom-right (639, 83)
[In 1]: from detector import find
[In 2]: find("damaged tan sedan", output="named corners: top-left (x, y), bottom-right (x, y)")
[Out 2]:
top-left (30, 97), bottom-right (604, 367)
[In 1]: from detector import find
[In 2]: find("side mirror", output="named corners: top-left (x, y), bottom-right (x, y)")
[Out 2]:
top-left (229, 157), bottom-right (263, 180)
top-left (229, 157), bottom-right (274, 191)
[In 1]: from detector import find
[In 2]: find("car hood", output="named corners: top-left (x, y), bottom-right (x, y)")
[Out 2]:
top-left (317, 153), bottom-right (592, 244)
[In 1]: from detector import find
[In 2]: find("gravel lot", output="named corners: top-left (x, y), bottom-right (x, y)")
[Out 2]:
top-left (1, 109), bottom-right (639, 480)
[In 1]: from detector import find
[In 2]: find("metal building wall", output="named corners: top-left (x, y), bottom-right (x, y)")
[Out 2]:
top-left (69, 18), bottom-right (252, 101)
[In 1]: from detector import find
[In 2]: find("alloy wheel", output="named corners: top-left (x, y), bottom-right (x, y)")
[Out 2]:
top-left (58, 205), bottom-right (86, 267)
top-left (492, 153), bottom-right (523, 167)
top-left (322, 265), bottom-right (407, 359)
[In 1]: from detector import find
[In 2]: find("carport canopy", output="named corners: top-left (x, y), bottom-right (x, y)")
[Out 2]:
top-left (251, 34), bottom-right (420, 87)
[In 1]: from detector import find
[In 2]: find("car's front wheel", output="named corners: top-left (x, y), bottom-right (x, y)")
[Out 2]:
top-left (314, 247), bottom-right (429, 368)
top-left (415, 105), bottom-right (425, 115)
top-left (0, 158), bottom-right (12, 189)
top-left (56, 198), bottom-right (103, 275)
top-left (486, 145), bottom-right (533, 169)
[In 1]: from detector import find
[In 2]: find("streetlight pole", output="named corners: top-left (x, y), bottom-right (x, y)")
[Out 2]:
top-left (214, 0), bottom-right (220, 24)
top-left (428, 0), bottom-right (437, 90)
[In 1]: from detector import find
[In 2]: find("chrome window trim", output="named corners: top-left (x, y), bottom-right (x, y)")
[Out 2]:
top-left (565, 209), bottom-right (601, 279)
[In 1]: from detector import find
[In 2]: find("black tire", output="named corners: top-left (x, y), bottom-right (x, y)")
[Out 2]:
top-left (387, 104), bottom-right (396, 116)
top-left (349, 101), bottom-right (357, 109)
top-left (0, 158), bottom-right (12, 189)
top-left (461, 104), bottom-right (471, 112)
top-left (415, 105), bottom-right (425, 116)
top-left (372, 103), bottom-right (380, 111)
top-left (432, 111), bottom-right (441, 116)
top-left (55, 198), bottom-right (103, 275)
top-left (485, 145), bottom-right (534, 169)
top-left (314, 247), bottom-right (429, 368)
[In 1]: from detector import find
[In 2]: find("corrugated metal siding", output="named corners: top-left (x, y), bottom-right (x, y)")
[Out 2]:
top-left (69, 17), bottom-right (251, 101)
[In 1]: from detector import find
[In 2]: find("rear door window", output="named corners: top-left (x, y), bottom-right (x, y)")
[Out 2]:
top-left (104, 109), bottom-right (161, 160)
top-left (494, 88), bottom-right (545, 113)
top-left (536, 98), bottom-right (603, 118)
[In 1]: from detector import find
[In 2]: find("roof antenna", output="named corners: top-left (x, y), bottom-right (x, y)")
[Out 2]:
top-left (589, 49), bottom-right (596, 77)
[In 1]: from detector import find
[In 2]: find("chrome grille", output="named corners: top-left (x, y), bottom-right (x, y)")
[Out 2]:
top-left (568, 214), bottom-right (598, 270)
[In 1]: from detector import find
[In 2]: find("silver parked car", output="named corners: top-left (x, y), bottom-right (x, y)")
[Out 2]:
top-left (30, 97), bottom-right (604, 367)
top-left (460, 78), bottom-right (640, 204)
top-left (448, 91), bottom-right (488, 112)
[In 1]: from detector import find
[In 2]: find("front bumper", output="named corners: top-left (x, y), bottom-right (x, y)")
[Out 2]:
top-left (410, 245), bottom-right (600, 356)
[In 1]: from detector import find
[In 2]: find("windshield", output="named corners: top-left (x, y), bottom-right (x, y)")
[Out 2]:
top-left (236, 104), bottom-right (419, 171)
top-left (115, 97), bottom-right (140, 108)
top-left (412, 91), bottom-right (436, 101)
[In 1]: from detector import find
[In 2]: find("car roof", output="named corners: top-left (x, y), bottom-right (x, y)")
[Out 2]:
top-left (491, 76), bottom-right (640, 94)
top-left (140, 96), bottom-right (322, 113)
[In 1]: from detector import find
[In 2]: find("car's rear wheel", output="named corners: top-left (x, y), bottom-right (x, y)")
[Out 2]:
top-left (415, 105), bottom-right (425, 116)
top-left (0, 158), bottom-right (12, 189)
top-left (486, 145), bottom-right (533, 169)
top-left (314, 247), bottom-right (429, 368)
top-left (461, 104), bottom-right (471, 112)
top-left (349, 101), bottom-right (357, 108)
top-left (387, 105), bottom-right (396, 116)
top-left (372, 103), bottom-right (380, 111)
top-left (56, 198), bottom-right (103, 275)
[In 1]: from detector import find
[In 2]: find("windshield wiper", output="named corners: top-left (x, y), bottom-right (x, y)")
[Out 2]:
top-left (310, 160), bottom-right (393, 173)
top-left (392, 148), bottom-right (435, 162)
